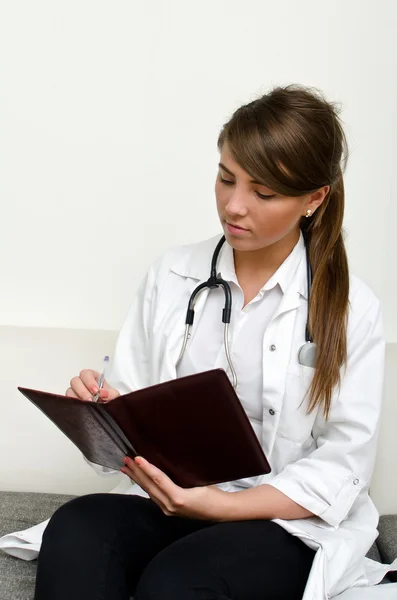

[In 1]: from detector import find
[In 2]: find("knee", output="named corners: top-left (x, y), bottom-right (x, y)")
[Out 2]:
top-left (42, 493), bottom-right (155, 557)
top-left (42, 493), bottom-right (110, 552)
top-left (45, 493), bottom-right (104, 531)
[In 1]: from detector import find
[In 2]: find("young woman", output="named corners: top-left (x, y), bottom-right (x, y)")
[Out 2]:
top-left (34, 85), bottom-right (386, 600)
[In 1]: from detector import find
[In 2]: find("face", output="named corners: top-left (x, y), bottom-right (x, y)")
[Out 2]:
top-left (215, 142), bottom-right (327, 252)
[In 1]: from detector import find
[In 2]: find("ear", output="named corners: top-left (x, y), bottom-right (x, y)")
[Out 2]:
top-left (303, 186), bottom-right (330, 216)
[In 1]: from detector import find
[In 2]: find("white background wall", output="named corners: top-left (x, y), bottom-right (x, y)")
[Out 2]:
top-left (0, 1), bottom-right (396, 509)
top-left (1, 0), bottom-right (396, 339)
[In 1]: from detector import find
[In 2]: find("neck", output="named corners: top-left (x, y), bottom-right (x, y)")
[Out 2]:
top-left (233, 228), bottom-right (301, 280)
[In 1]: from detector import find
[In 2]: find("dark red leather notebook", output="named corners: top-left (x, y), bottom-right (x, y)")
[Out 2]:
top-left (18, 369), bottom-right (271, 488)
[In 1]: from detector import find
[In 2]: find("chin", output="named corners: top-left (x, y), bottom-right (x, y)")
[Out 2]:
top-left (224, 231), bottom-right (279, 253)
top-left (223, 233), bottom-right (257, 251)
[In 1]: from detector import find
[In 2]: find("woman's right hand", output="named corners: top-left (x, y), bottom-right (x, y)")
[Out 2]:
top-left (66, 369), bottom-right (120, 402)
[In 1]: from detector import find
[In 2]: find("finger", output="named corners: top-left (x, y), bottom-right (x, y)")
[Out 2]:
top-left (100, 384), bottom-right (120, 401)
top-left (69, 375), bottom-right (94, 401)
top-left (121, 465), bottom-right (141, 486)
top-left (134, 457), bottom-right (179, 497)
top-left (94, 388), bottom-right (110, 403)
top-left (121, 461), bottom-right (150, 491)
top-left (121, 465), bottom-right (158, 501)
top-left (79, 369), bottom-right (101, 395)
top-left (80, 370), bottom-right (120, 401)
top-left (121, 465), bottom-right (174, 516)
top-left (65, 387), bottom-right (79, 399)
top-left (122, 461), bottom-right (172, 508)
top-left (98, 388), bottom-right (109, 399)
top-left (126, 457), bottom-right (182, 510)
top-left (102, 379), bottom-right (115, 392)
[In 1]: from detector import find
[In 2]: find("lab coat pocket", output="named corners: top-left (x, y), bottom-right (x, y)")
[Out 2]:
top-left (277, 364), bottom-right (318, 443)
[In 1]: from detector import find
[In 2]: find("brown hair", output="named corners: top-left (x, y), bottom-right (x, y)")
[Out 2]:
top-left (218, 84), bottom-right (349, 419)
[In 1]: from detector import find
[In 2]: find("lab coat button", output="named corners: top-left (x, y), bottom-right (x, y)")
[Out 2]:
top-left (353, 478), bottom-right (359, 485)
top-left (269, 344), bottom-right (276, 352)
top-left (269, 408), bottom-right (275, 416)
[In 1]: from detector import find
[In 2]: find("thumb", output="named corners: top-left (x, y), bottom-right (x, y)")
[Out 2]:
top-left (99, 380), bottom-right (120, 401)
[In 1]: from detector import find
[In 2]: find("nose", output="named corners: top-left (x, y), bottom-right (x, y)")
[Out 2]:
top-left (224, 188), bottom-right (249, 217)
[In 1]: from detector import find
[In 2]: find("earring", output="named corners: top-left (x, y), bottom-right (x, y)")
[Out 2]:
top-left (305, 209), bottom-right (312, 218)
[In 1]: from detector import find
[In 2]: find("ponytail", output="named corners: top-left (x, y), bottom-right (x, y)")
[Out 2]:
top-left (303, 172), bottom-right (349, 418)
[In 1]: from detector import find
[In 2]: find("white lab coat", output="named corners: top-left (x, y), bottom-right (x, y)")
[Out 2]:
top-left (1, 234), bottom-right (397, 599)
top-left (106, 233), bottom-right (397, 599)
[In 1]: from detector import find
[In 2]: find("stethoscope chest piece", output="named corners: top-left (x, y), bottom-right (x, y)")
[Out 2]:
top-left (298, 341), bottom-right (317, 368)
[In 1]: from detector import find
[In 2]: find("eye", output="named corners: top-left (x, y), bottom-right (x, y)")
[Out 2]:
top-left (256, 191), bottom-right (276, 200)
top-left (220, 177), bottom-right (234, 185)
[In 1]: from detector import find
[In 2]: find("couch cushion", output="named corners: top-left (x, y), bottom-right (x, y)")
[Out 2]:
top-left (0, 492), bottom-right (75, 600)
top-left (367, 540), bottom-right (382, 563)
top-left (377, 515), bottom-right (397, 583)
top-left (0, 492), bottom-right (394, 598)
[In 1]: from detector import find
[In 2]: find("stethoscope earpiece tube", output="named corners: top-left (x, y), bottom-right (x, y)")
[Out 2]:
top-left (211, 236), bottom-right (226, 279)
top-left (185, 281), bottom-right (210, 325)
top-left (222, 308), bottom-right (232, 323)
top-left (186, 310), bottom-right (194, 326)
top-left (219, 280), bottom-right (232, 323)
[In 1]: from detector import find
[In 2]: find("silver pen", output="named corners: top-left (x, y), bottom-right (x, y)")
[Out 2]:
top-left (92, 356), bottom-right (110, 402)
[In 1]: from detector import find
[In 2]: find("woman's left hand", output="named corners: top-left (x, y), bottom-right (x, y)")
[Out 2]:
top-left (121, 456), bottom-right (230, 521)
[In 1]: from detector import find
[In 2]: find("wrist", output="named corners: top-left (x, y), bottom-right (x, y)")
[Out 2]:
top-left (212, 488), bottom-right (244, 522)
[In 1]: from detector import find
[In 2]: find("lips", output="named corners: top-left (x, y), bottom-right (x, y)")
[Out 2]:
top-left (226, 221), bottom-right (248, 231)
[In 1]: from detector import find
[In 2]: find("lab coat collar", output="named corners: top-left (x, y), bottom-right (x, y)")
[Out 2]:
top-left (169, 232), bottom-right (308, 300)
top-left (215, 231), bottom-right (306, 297)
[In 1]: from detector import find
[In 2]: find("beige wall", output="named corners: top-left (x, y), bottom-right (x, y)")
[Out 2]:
top-left (1, 1), bottom-right (396, 340)
top-left (0, 327), bottom-right (122, 495)
top-left (1, 326), bottom-right (396, 515)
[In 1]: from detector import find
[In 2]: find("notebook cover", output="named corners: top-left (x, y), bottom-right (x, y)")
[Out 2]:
top-left (18, 369), bottom-right (271, 487)
top-left (99, 369), bottom-right (271, 487)
top-left (17, 387), bottom-right (136, 469)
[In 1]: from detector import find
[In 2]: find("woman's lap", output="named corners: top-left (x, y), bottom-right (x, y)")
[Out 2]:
top-left (35, 493), bottom-right (211, 600)
top-left (136, 519), bottom-right (314, 600)
top-left (34, 493), bottom-right (314, 600)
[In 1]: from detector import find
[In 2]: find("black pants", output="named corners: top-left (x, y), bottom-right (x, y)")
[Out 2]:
top-left (34, 493), bottom-right (314, 600)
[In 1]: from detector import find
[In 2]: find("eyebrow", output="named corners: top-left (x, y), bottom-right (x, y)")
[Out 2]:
top-left (218, 162), bottom-right (266, 186)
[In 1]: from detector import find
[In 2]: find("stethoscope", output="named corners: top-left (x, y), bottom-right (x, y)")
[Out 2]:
top-left (175, 233), bottom-right (317, 389)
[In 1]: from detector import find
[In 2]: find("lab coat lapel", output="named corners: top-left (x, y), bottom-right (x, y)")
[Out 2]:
top-left (260, 254), bottom-right (307, 457)
top-left (273, 287), bottom-right (301, 320)
top-left (272, 268), bottom-right (305, 319)
top-left (159, 235), bottom-right (224, 382)
top-left (159, 278), bottom-right (211, 383)
top-left (269, 245), bottom-right (308, 325)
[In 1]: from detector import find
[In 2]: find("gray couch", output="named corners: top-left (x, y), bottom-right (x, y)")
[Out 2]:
top-left (0, 491), bottom-right (396, 600)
